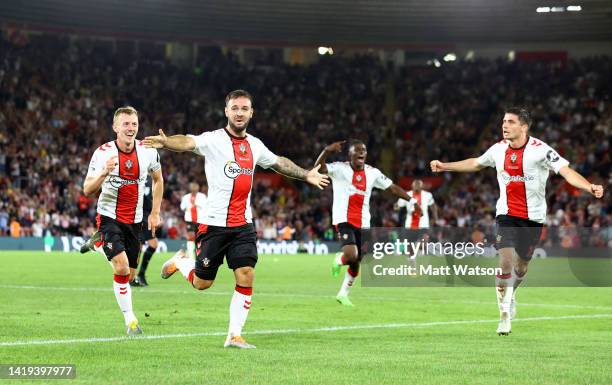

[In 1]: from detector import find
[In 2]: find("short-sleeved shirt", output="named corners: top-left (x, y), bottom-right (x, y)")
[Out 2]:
top-left (180, 192), bottom-right (208, 223)
top-left (477, 136), bottom-right (569, 223)
top-left (327, 162), bottom-right (393, 228)
top-left (188, 128), bottom-right (278, 227)
top-left (87, 140), bottom-right (161, 224)
top-left (397, 190), bottom-right (434, 228)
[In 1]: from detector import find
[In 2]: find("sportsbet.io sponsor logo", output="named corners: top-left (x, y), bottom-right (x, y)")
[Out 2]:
top-left (499, 171), bottom-right (535, 185)
top-left (108, 175), bottom-right (139, 188)
top-left (224, 161), bottom-right (254, 179)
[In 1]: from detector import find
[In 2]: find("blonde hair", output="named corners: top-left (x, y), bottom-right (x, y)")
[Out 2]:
top-left (113, 106), bottom-right (138, 125)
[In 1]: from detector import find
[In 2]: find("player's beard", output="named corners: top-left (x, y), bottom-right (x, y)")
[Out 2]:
top-left (228, 118), bottom-right (249, 134)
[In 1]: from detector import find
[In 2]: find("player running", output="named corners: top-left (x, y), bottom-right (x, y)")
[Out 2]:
top-left (430, 107), bottom-right (604, 336)
top-left (83, 106), bottom-right (164, 335)
top-left (180, 182), bottom-right (207, 259)
top-left (143, 89), bottom-right (329, 349)
top-left (395, 179), bottom-right (438, 267)
top-left (315, 140), bottom-right (420, 306)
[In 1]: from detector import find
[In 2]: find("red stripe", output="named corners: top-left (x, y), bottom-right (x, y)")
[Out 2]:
top-left (410, 192), bottom-right (421, 229)
top-left (235, 285), bottom-right (253, 296)
top-left (347, 170), bottom-right (366, 228)
top-left (243, 305), bottom-right (251, 310)
top-left (114, 274), bottom-right (130, 284)
top-left (496, 273), bottom-right (512, 279)
top-left (504, 146), bottom-right (528, 219)
top-left (94, 214), bottom-right (104, 247)
top-left (226, 138), bottom-right (253, 227)
top-left (190, 193), bottom-right (198, 223)
top-left (196, 224), bottom-right (208, 239)
top-left (116, 146), bottom-right (140, 223)
top-left (347, 267), bottom-right (359, 277)
top-left (188, 269), bottom-right (195, 284)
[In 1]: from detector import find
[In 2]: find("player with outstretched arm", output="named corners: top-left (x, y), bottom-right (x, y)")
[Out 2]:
top-left (430, 107), bottom-right (604, 335)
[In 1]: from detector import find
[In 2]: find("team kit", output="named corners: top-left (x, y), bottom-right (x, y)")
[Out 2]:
top-left (81, 90), bottom-right (605, 347)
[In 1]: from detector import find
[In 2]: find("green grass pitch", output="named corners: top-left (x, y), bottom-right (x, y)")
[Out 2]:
top-left (1, 251), bottom-right (611, 385)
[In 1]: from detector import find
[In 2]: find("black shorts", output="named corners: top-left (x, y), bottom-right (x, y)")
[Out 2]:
top-left (336, 222), bottom-right (363, 258)
top-left (186, 221), bottom-right (199, 233)
top-left (194, 223), bottom-right (258, 281)
top-left (98, 215), bottom-right (141, 268)
top-left (495, 215), bottom-right (544, 261)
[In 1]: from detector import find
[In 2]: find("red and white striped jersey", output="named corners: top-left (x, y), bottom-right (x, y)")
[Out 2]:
top-left (477, 136), bottom-right (569, 223)
top-left (328, 162), bottom-right (393, 228)
top-left (87, 140), bottom-right (161, 224)
top-left (180, 192), bottom-right (207, 224)
top-left (397, 190), bottom-right (434, 229)
top-left (188, 128), bottom-right (278, 227)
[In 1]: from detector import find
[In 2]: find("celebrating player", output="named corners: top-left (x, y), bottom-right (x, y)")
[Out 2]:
top-left (143, 89), bottom-right (329, 349)
top-left (315, 140), bottom-right (420, 306)
top-left (395, 179), bottom-right (438, 231)
top-left (430, 107), bottom-right (604, 336)
top-left (180, 182), bottom-right (207, 259)
top-left (83, 106), bottom-right (164, 335)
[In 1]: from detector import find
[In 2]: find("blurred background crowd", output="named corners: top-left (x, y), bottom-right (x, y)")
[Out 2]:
top-left (1, 32), bottom-right (610, 246)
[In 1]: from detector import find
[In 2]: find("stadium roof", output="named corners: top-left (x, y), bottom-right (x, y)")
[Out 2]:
top-left (1, 0), bottom-right (612, 46)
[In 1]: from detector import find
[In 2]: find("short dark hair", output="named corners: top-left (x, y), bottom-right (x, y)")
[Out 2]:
top-left (504, 106), bottom-right (532, 127)
top-left (225, 89), bottom-right (253, 105)
top-left (348, 139), bottom-right (366, 151)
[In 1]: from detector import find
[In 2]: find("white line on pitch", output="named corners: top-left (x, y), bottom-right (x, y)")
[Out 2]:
top-left (1, 314), bottom-right (611, 347)
top-left (2, 284), bottom-right (612, 311)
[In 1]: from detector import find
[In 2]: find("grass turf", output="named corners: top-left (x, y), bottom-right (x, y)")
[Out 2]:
top-left (0, 251), bottom-right (611, 385)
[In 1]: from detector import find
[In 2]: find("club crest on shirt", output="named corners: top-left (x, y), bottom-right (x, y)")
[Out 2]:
top-left (356, 175), bottom-right (362, 182)
top-left (239, 143), bottom-right (247, 154)
top-left (125, 160), bottom-right (133, 169)
top-left (202, 257), bottom-right (210, 267)
top-left (510, 153), bottom-right (517, 163)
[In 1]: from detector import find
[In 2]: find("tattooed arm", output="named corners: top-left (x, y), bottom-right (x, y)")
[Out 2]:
top-left (272, 157), bottom-right (330, 190)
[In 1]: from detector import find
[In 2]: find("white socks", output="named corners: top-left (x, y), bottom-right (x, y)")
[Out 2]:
top-left (228, 286), bottom-right (252, 338)
top-left (186, 241), bottom-right (196, 259)
top-left (175, 254), bottom-right (196, 280)
top-left (337, 268), bottom-right (358, 297)
top-left (495, 273), bottom-right (513, 314)
top-left (113, 274), bottom-right (136, 325)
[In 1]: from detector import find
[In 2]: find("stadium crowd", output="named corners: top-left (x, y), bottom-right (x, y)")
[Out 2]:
top-left (0, 32), bottom-right (610, 244)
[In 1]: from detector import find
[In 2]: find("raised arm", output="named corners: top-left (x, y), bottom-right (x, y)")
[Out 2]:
top-left (430, 158), bottom-right (485, 173)
top-left (143, 129), bottom-right (196, 152)
top-left (559, 166), bottom-right (604, 198)
top-left (272, 157), bottom-right (330, 190)
top-left (83, 155), bottom-right (117, 197)
top-left (314, 141), bottom-right (345, 174)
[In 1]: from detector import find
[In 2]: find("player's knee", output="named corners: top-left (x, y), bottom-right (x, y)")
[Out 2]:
top-left (235, 267), bottom-right (254, 286)
top-left (344, 248), bottom-right (359, 262)
top-left (193, 279), bottom-right (213, 290)
top-left (515, 260), bottom-right (529, 276)
top-left (148, 239), bottom-right (158, 248)
top-left (113, 262), bottom-right (130, 276)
